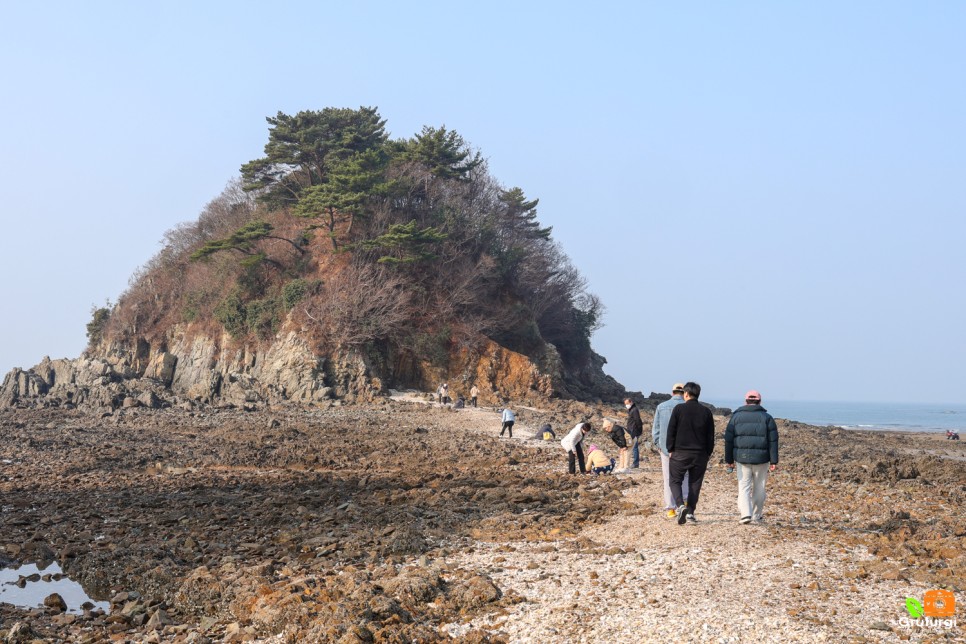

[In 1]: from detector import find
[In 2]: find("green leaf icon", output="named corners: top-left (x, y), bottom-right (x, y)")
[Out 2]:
top-left (905, 597), bottom-right (925, 618)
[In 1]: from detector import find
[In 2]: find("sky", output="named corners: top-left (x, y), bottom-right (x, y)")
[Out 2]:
top-left (1, 2), bottom-right (964, 405)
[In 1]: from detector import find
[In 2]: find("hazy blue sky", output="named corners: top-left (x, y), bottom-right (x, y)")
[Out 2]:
top-left (2, 2), bottom-right (964, 405)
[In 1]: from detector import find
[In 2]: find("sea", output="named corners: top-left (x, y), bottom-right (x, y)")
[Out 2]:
top-left (705, 399), bottom-right (966, 434)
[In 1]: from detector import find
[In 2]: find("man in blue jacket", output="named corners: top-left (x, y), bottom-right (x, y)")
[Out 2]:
top-left (652, 383), bottom-right (688, 518)
top-left (724, 390), bottom-right (779, 525)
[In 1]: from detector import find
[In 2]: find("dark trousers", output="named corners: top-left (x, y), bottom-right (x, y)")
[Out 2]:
top-left (471, 396), bottom-right (477, 407)
top-left (568, 443), bottom-right (586, 474)
top-left (669, 450), bottom-right (709, 511)
top-left (500, 421), bottom-right (514, 437)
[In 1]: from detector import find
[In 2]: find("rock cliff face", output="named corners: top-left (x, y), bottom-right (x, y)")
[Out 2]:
top-left (1, 324), bottom-right (628, 411)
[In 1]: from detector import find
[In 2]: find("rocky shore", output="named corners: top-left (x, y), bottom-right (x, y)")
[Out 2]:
top-left (0, 397), bottom-right (962, 642)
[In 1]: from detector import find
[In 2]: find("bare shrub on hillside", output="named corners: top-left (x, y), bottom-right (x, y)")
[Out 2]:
top-left (428, 249), bottom-right (495, 316)
top-left (195, 179), bottom-right (257, 242)
top-left (303, 261), bottom-right (411, 350)
top-left (412, 251), bottom-right (497, 352)
top-left (160, 180), bottom-right (257, 262)
top-left (526, 246), bottom-right (588, 313)
top-left (100, 181), bottom-right (256, 343)
top-left (105, 283), bottom-right (159, 340)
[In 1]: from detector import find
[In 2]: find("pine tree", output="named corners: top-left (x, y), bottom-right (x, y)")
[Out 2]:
top-left (240, 107), bottom-right (388, 210)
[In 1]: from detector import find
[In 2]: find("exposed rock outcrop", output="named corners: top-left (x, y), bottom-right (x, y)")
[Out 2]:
top-left (1, 323), bottom-right (628, 410)
top-left (0, 356), bottom-right (124, 409)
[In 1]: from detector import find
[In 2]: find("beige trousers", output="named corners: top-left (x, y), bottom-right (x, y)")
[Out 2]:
top-left (661, 451), bottom-right (688, 509)
top-left (737, 462), bottom-right (770, 520)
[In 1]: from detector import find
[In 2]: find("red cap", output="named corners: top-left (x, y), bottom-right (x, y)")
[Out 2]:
top-left (745, 390), bottom-right (761, 401)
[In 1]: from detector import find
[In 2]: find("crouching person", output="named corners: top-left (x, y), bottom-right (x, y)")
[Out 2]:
top-left (586, 444), bottom-right (616, 475)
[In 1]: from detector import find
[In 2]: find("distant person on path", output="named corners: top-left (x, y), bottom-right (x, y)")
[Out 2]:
top-left (724, 390), bottom-right (778, 524)
top-left (438, 383), bottom-right (449, 404)
top-left (667, 382), bottom-right (716, 525)
top-left (586, 444), bottom-right (616, 475)
top-left (470, 385), bottom-right (480, 407)
top-left (625, 397), bottom-right (644, 469)
top-left (500, 406), bottom-right (515, 437)
top-left (652, 383), bottom-right (688, 518)
top-left (561, 422), bottom-right (592, 474)
top-left (602, 418), bottom-right (628, 471)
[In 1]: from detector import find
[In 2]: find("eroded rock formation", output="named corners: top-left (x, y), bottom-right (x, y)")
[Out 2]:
top-left (1, 324), bottom-right (628, 411)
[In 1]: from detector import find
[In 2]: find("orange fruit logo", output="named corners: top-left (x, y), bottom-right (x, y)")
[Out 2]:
top-left (923, 589), bottom-right (956, 618)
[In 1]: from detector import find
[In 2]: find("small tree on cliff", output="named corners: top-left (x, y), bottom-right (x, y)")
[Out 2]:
top-left (356, 220), bottom-right (448, 265)
top-left (86, 304), bottom-right (112, 349)
top-left (189, 220), bottom-right (304, 270)
top-left (490, 186), bottom-right (552, 278)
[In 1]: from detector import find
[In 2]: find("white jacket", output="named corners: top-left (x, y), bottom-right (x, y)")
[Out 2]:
top-left (561, 424), bottom-right (586, 452)
top-left (502, 409), bottom-right (515, 422)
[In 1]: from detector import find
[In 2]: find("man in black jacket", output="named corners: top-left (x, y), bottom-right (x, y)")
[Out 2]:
top-left (666, 382), bottom-right (716, 525)
top-left (724, 390), bottom-right (779, 524)
top-left (624, 398), bottom-right (644, 469)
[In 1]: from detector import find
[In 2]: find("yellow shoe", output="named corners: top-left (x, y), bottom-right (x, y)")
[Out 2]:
top-left (666, 509), bottom-right (677, 519)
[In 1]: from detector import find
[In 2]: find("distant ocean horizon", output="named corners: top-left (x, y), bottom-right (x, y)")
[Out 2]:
top-left (704, 399), bottom-right (965, 433)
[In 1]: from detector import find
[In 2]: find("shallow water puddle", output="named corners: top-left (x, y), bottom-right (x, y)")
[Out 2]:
top-left (0, 561), bottom-right (110, 614)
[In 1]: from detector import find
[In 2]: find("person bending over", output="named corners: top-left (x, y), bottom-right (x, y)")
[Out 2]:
top-left (561, 422), bottom-right (592, 474)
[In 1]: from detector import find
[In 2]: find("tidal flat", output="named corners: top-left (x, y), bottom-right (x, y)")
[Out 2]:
top-left (0, 400), bottom-right (962, 642)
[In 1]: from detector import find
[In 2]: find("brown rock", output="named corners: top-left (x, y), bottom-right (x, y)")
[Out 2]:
top-left (3, 622), bottom-right (34, 643)
top-left (383, 569), bottom-right (442, 606)
top-left (450, 575), bottom-right (502, 610)
top-left (44, 592), bottom-right (68, 612)
top-left (146, 609), bottom-right (172, 630)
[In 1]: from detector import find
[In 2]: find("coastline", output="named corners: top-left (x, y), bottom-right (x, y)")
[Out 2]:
top-left (707, 398), bottom-right (966, 434)
top-left (784, 421), bottom-right (962, 438)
